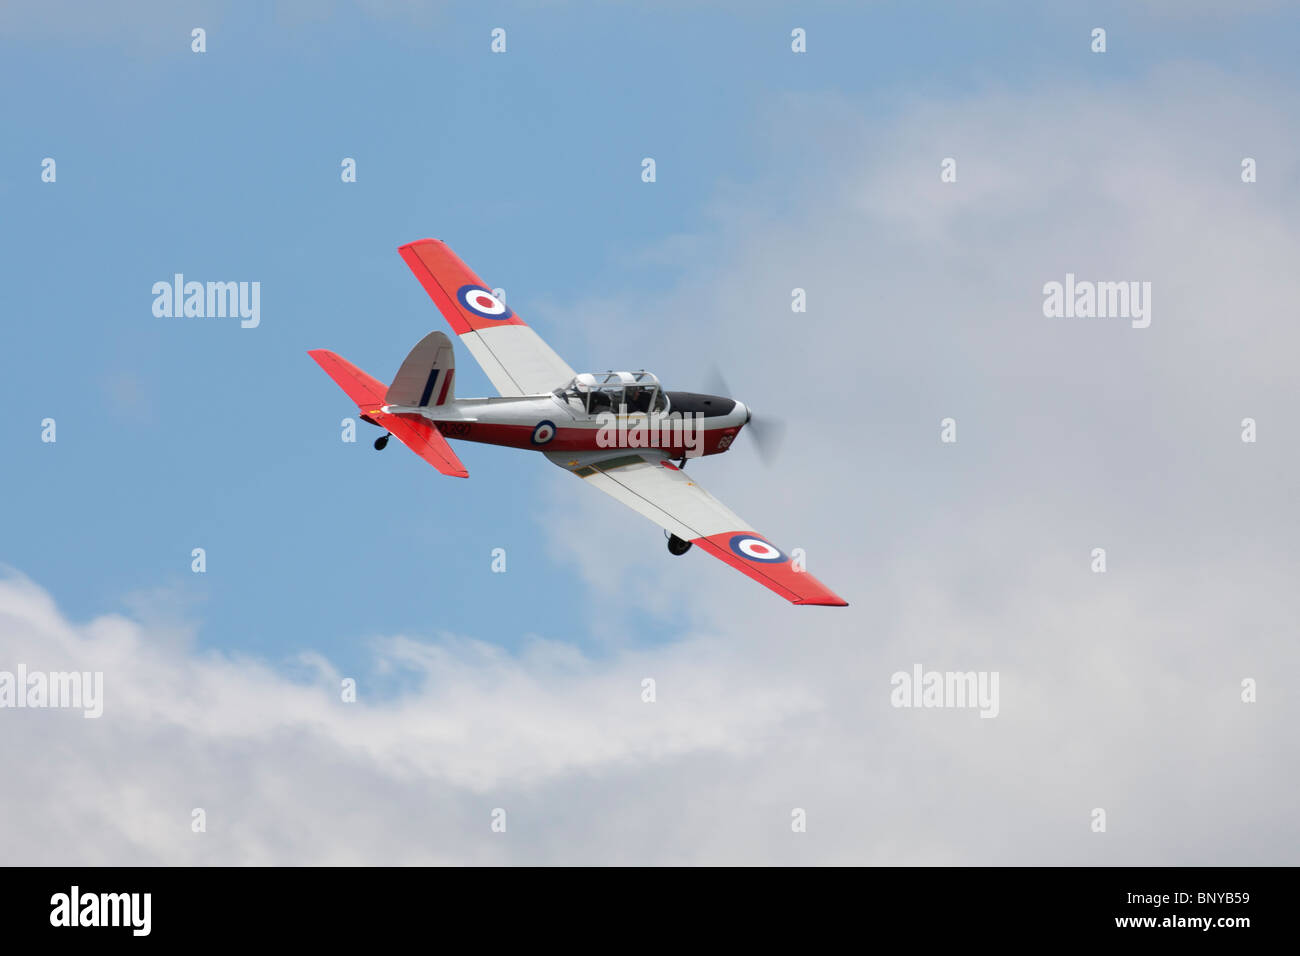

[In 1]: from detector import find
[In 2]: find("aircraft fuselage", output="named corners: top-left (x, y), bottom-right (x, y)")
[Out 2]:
top-left (377, 391), bottom-right (748, 457)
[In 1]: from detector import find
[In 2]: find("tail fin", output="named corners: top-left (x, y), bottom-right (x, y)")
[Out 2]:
top-left (308, 349), bottom-right (469, 478)
top-left (386, 331), bottom-right (455, 408)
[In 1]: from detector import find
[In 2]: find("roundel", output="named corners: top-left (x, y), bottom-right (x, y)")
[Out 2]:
top-left (728, 534), bottom-right (787, 563)
top-left (456, 285), bottom-right (514, 321)
top-left (531, 420), bottom-right (557, 445)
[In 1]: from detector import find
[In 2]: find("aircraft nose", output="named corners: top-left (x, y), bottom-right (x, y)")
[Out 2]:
top-left (735, 401), bottom-right (751, 425)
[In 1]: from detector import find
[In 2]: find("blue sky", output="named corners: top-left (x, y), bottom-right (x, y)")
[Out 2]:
top-left (3, 2), bottom-right (1299, 864)
top-left (5, 2), bottom-right (1293, 672)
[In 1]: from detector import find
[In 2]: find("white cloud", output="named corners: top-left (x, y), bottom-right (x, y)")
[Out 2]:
top-left (0, 572), bottom-right (827, 864)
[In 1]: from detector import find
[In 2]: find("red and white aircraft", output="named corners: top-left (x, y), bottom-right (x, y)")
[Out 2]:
top-left (309, 239), bottom-right (847, 606)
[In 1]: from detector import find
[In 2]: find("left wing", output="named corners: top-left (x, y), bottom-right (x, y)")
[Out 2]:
top-left (547, 450), bottom-right (847, 606)
top-left (398, 239), bottom-right (576, 397)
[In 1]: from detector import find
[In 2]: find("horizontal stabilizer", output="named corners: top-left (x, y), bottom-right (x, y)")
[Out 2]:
top-left (307, 349), bottom-right (387, 408)
top-left (371, 411), bottom-right (468, 478)
top-left (308, 349), bottom-right (468, 478)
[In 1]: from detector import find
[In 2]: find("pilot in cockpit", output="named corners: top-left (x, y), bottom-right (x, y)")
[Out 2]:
top-left (556, 375), bottom-right (660, 417)
top-left (625, 385), bottom-right (652, 414)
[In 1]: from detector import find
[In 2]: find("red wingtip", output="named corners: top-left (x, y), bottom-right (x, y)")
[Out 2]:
top-left (693, 532), bottom-right (848, 607)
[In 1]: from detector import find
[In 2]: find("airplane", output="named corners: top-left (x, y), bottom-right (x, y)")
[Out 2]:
top-left (308, 239), bottom-right (847, 607)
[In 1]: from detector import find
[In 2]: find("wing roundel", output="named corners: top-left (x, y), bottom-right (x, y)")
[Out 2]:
top-left (547, 450), bottom-right (847, 606)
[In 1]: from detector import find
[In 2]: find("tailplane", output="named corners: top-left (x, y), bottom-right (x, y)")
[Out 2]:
top-left (308, 348), bottom-right (468, 478)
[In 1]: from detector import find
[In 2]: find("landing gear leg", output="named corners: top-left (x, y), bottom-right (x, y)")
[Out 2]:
top-left (667, 534), bottom-right (692, 556)
top-left (677, 454), bottom-right (687, 469)
top-left (374, 433), bottom-right (390, 450)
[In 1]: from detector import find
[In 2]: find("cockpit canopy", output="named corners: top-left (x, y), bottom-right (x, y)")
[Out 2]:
top-left (554, 370), bottom-right (667, 415)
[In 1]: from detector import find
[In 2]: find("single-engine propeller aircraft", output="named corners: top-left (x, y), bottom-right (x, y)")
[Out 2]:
top-left (309, 239), bottom-right (847, 606)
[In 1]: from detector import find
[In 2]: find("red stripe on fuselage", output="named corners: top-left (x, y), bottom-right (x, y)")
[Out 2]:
top-left (425, 420), bottom-right (742, 456)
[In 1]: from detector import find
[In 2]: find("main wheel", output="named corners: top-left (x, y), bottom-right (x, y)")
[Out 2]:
top-left (374, 434), bottom-right (390, 450)
top-left (667, 534), bottom-right (692, 556)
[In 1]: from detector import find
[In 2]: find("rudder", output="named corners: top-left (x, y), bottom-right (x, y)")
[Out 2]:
top-left (386, 331), bottom-right (455, 408)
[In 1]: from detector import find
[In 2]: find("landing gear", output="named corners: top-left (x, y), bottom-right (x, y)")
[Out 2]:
top-left (667, 534), bottom-right (692, 556)
top-left (677, 454), bottom-right (687, 469)
top-left (374, 433), bottom-right (390, 450)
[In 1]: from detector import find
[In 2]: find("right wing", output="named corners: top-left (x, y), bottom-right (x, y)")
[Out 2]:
top-left (548, 450), bottom-right (847, 606)
top-left (398, 239), bottom-right (576, 397)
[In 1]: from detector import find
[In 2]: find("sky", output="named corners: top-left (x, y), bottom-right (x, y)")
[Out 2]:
top-left (2, 1), bottom-right (1298, 864)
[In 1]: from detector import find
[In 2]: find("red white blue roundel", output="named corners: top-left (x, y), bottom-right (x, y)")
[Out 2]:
top-left (729, 534), bottom-right (786, 563)
top-left (457, 285), bottom-right (514, 320)
top-left (531, 420), bottom-right (557, 445)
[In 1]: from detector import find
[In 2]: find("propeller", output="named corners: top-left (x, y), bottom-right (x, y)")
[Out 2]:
top-left (706, 365), bottom-right (786, 466)
top-left (744, 413), bottom-right (786, 466)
